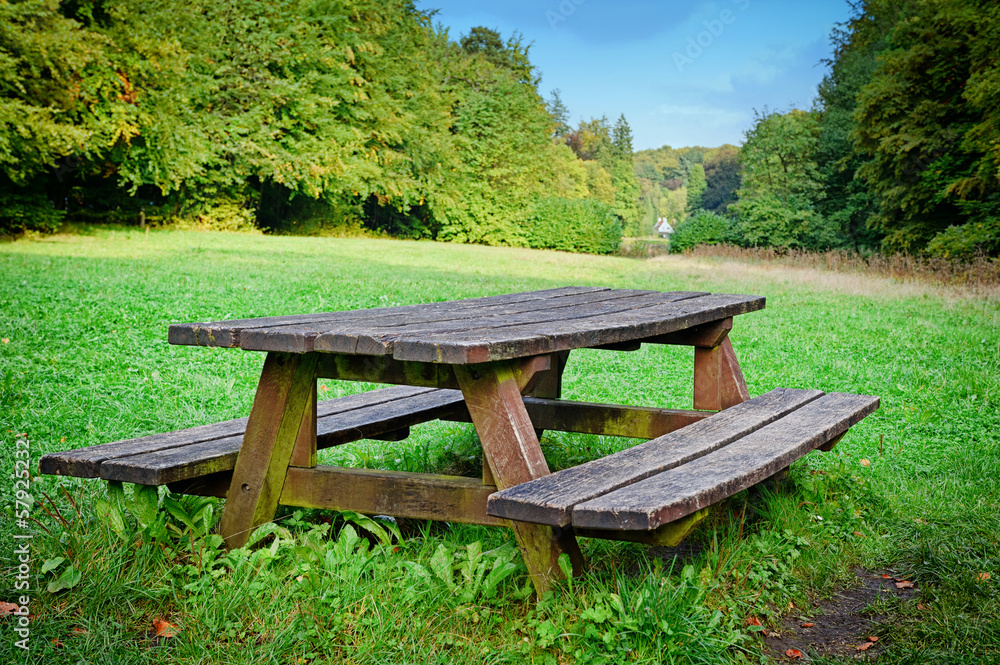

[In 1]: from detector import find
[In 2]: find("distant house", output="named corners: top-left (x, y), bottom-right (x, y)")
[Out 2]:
top-left (654, 218), bottom-right (675, 238)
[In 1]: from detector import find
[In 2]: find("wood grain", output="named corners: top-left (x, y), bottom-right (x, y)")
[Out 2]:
top-left (279, 466), bottom-right (507, 526)
top-left (486, 388), bottom-right (825, 526)
top-left (570, 392), bottom-right (881, 530)
top-left (220, 352), bottom-right (318, 549)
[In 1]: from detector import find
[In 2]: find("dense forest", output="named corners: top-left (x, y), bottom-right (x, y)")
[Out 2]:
top-left (3, 0), bottom-right (998, 258)
top-left (0, 0), bottom-right (637, 252)
top-left (673, 0), bottom-right (1000, 259)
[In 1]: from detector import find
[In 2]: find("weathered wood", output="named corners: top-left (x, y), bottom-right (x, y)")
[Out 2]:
top-left (486, 388), bottom-right (825, 526)
top-left (575, 508), bottom-right (710, 546)
top-left (693, 336), bottom-right (748, 410)
top-left (169, 286), bottom-right (607, 349)
top-left (97, 387), bottom-right (466, 485)
top-left (220, 352), bottom-right (318, 549)
top-left (588, 340), bottom-right (643, 351)
top-left (308, 290), bottom-right (682, 357)
top-left (444, 397), bottom-right (710, 440)
top-left (385, 293), bottom-right (765, 364)
top-left (571, 392), bottom-right (881, 530)
top-left (289, 382), bottom-right (317, 468)
top-left (455, 361), bottom-right (585, 594)
top-left (39, 385), bottom-right (448, 479)
top-left (646, 318), bottom-right (732, 347)
top-left (279, 466), bottom-right (507, 526)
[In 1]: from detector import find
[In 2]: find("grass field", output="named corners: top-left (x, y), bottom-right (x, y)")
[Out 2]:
top-left (2, 228), bottom-right (999, 664)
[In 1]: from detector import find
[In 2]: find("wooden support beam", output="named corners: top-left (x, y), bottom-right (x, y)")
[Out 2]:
top-left (455, 360), bottom-right (584, 595)
top-left (646, 317), bottom-right (732, 348)
top-left (446, 397), bottom-right (711, 441)
top-left (694, 336), bottom-right (748, 411)
top-left (289, 382), bottom-right (317, 468)
top-left (279, 466), bottom-right (507, 526)
top-left (316, 353), bottom-right (458, 388)
top-left (219, 352), bottom-right (318, 549)
top-left (524, 350), bottom-right (570, 443)
top-left (576, 508), bottom-right (710, 546)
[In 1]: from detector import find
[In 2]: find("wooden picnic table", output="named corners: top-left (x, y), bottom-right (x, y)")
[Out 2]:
top-left (167, 286), bottom-right (767, 592)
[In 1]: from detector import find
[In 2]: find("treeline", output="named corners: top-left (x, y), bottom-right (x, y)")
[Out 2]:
top-left (672, 0), bottom-right (1000, 259)
top-left (0, 0), bottom-right (640, 253)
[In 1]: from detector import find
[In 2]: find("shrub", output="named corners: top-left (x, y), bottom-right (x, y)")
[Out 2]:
top-left (523, 196), bottom-right (622, 255)
top-left (669, 209), bottom-right (731, 253)
top-left (728, 193), bottom-right (841, 250)
top-left (0, 188), bottom-right (66, 236)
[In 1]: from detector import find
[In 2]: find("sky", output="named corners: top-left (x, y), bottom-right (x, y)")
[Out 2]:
top-left (414, 0), bottom-right (854, 151)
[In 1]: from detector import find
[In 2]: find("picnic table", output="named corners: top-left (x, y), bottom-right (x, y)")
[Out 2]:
top-left (41, 287), bottom-right (879, 594)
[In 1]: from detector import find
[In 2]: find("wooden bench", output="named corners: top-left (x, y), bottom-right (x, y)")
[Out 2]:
top-left (486, 388), bottom-right (879, 542)
top-left (39, 385), bottom-right (466, 492)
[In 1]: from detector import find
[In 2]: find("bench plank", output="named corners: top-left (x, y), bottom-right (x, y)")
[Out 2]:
top-left (96, 388), bottom-right (466, 485)
top-left (39, 386), bottom-right (461, 481)
top-left (485, 388), bottom-right (825, 526)
top-left (571, 392), bottom-right (880, 530)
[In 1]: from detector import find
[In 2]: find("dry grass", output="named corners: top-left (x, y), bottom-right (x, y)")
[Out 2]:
top-left (669, 245), bottom-right (1000, 301)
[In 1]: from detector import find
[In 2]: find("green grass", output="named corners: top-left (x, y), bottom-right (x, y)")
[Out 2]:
top-left (2, 227), bottom-right (999, 664)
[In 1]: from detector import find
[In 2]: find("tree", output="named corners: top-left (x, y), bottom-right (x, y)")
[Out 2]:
top-left (701, 146), bottom-right (740, 213)
top-left (685, 163), bottom-right (706, 213)
top-left (852, 0), bottom-right (1000, 255)
top-left (545, 89), bottom-right (571, 139)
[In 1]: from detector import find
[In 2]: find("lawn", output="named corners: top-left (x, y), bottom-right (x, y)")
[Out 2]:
top-left (2, 228), bottom-right (998, 664)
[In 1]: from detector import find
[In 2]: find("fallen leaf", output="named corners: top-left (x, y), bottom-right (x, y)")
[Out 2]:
top-left (882, 574), bottom-right (892, 579)
top-left (745, 616), bottom-right (762, 627)
top-left (857, 642), bottom-right (874, 651)
top-left (978, 572), bottom-right (991, 581)
top-left (785, 648), bottom-right (802, 659)
top-left (0, 602), bottom-right (18, 617)
top-left (801, 622), bottom-right (815, 628)
top-left (853, 531), bottom-right (865, 538)
top-left (859, 458), bottom-right (871, 466)
top-left (788, 601), bottom-right (795, 609)
top-left (51, 639), bottom-right (64, 647)
top-left (72, 627), bottom-right (88, 635)
top-left (868, 636), bottom-right (879, 642)
top-left (60, 437), bottom-right (66, 443)
top-left (319, 384), bottom-right (328, 392)
top-left (895, 581), bottom-right (914, 589)
top-left (153, 618), bottom-right (178, 638)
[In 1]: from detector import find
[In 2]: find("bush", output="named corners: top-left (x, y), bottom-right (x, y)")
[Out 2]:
top-left (0, 188), bottom-right (66, 237)
top-left (668, 209), bottom-right (731, 253)
top-left (523, 196), bottom-right (622, 254)
top-left (728, 193), bottom-right (841, 250)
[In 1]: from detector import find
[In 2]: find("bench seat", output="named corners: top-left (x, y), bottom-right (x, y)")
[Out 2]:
top-left (39, 386), bottom-right (466, 486)
top-left (486, 388), bottom-right (879, 531)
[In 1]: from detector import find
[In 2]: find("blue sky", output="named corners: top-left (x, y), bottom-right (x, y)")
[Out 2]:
top-left (414, 0), bottom-right (853, 151)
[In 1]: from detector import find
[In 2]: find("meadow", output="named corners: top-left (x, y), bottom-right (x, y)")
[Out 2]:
top-left (1, 228), bottom-right (998, 664)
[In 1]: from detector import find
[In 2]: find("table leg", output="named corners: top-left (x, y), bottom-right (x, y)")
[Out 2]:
top-left (694, 336), bottom-right (749, 410)
top-left (525, 350), bottom-right (570, 441)
top-left (220, 351), bottom-right (318, 549)
top-left (455, 361), bottom-right (584, 595)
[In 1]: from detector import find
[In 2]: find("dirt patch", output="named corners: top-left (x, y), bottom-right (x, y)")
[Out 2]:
top-left (760, 568), bottom-right (918, 662)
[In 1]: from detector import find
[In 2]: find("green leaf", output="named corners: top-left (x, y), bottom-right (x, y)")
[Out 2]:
top-left (128, 484), bottom-right (159, 527)
top-left (41, 557), bottom-right (65, 574)
top-left (47, 564), bottom-right (82, 593)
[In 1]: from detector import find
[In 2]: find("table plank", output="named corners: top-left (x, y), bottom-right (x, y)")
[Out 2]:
top-left (169, 286), bottom-right (607, 349)
top-left (386, 293), bottom-right (765, 363)
top-left (313, 291), bottom-right (708, 356)
top-left (570, 392), bottom-right (881, 530)
top-left (486, 388), bottom-right (823, 526)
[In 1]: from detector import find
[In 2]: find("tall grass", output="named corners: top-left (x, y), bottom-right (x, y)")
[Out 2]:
top-left (1, 227), bottom-right (998, 664)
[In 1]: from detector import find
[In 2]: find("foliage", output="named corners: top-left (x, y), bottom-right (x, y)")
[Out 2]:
top-left (524, 196), bottom-right (622, 254)
top-left (701, 146), bottom-right (741, 213)
top-left (685, 163), bottom-right (707, 214)
top-left (669, 209), bottom-right (731, 253)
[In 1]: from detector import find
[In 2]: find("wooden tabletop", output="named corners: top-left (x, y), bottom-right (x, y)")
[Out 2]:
top-left (169, 287), bottom-right (765, 364)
